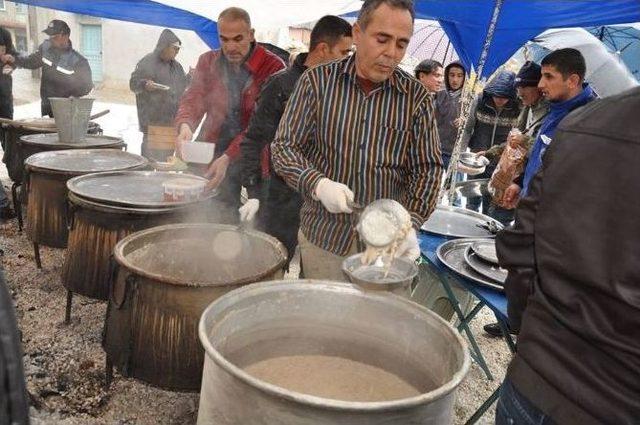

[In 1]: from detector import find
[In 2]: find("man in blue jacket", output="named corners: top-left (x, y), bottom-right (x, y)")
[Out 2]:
top-left (504, 48), bottom-right (596, 203)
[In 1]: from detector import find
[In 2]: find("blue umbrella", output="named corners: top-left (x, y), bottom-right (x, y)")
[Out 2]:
top-left (587, 24), bottom-right (640, 81)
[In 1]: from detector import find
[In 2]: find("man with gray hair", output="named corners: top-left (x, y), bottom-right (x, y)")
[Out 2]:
top-left (272, 0), bottom-right (442, 280)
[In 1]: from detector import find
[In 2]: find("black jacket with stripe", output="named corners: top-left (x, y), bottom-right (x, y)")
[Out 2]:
top-left (16, 40), bottom-right (93, 117)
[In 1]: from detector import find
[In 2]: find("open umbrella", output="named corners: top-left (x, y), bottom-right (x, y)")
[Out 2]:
top-left (408, 20), bottom-right (459, 65)
top-left (586, 24), bottom-right (640, 81)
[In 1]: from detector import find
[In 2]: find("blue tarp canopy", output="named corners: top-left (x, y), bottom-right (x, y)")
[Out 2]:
top-left (15, 0), bottom-right (640, 76)
top-left (413, 0), bottom-right (640, 76)
top-left (13, 0), bottom-right (220, 47)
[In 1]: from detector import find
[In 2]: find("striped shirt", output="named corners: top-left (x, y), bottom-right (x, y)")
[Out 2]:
top-left (271, 54), bottom-right (442, 256)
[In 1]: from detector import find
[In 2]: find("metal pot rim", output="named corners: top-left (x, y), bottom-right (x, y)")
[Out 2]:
top-left (66, 170), bottom-right (216, 208)
top-left (113, 223), bottom-right (288, 288)
top-left (24, 149), bottom-right (148, 175)
top-left (19, 132), bottom-right (122, 148)
top-left (67, 191), bottom-right (191, 215)
top-left (341, 253), bottom-right (419, 287)
top-left (198, 280), bottom-right (471, 412)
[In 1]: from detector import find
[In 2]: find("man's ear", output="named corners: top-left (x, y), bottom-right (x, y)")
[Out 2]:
top-left (353, 22), bottom-right (362, 44)
top-left (568, 73), bottom-right (581, 89)
top-left (317, 42), bottom-right (330, 58)
top-left (249, 28), bottom-right (255, 42)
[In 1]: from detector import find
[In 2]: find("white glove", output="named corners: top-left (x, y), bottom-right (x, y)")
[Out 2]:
top-left (396, 228), bottom-right (420, 262)
top-left (314, 178), bottom-right (354, 214)
top-left (238, 198), bottom-right (260, 222)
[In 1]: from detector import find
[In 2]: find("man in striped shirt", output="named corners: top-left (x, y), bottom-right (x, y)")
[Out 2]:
top-left (272, 0), bottom-right (442, 280)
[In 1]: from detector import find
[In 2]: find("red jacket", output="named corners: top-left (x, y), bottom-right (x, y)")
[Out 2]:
top-left (175, 44), bottom-right (285, 175)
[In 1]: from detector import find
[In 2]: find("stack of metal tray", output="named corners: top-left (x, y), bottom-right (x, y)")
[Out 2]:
top-left (436, 238), bottom-right (508, 291)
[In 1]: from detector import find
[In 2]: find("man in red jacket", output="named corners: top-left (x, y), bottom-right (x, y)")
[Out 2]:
top-left (174, 7), bottom-right (285, 222)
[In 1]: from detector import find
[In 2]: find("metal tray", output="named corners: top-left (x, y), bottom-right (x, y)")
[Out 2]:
top-left (67, 192), bottom-right (200, 215)
top-left (19, 133), bottom-right (124, 148)
top-left (464, 246), bottom-right (507, 284)
top-left (25, 149), bottom-right (148, 174)
top-left (453, 178), bottom-right (490, 199)
top-left (67, 171), bottom-right (216, 208)
top-left (421, 205), bottom-right (503, 238)
top-left (436, 238), bottom-right (503, 291)
top-left (459, 152), bottom-right (486, 168)
top-left (471, 239), bottom-right (499, 264)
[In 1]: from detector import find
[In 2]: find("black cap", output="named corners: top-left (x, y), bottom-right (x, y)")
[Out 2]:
top-left (43, 20), bottom-right (70, 36)
top-left (514, 61), bottom-right (542, 87)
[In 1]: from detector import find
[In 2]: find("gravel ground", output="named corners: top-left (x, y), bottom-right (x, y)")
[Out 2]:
top-left (1, 197), bottom-right (511, 425)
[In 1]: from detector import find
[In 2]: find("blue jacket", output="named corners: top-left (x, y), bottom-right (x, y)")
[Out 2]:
top-left (521, 84), bottom-right (596, 196)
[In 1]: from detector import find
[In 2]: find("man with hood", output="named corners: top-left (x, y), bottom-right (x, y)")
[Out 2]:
top-left (1, 20), bottom-right (93, 117)
top-left (439, 61), bottom-right (466, 168)
top-left (130, 29), bottom-right (188, 160)
top-left (461, 70), bottom-right (521, 224)
top-left (502, 48), bottom-right (596, 205)
top-left (483, 61), bottom-right (550, 167)
top-left (174, 7), bottom-right (285, 223)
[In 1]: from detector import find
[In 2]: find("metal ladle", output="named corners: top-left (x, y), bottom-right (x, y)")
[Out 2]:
top-left (355, 199), bottom-right (411, 248)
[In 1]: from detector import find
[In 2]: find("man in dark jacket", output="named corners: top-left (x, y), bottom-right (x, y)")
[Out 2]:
top-left (0, 27), bottom-right (16, 121)
top-left (415, 59), bottom-right (455, 167)
top-left (483, 61), bottom-right (550, 167)
top-left (130, 29), bottom-right (188, 160)
top-left (495, 86), bottom-right (640, 425)
top-left (174, 7), bottom-right (285, 223)
top-left (0, 27), bottom-right (17, 220)
top-left (2, 20), bottom-right (93, 117)
top-left (238, 15), bottom-right (353, 268)
top-left (461, 70), bottom-right (521, 223)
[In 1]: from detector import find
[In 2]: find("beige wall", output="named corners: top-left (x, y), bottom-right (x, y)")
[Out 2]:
top-left (22, 7), bottom-right (311, 92)
top-left (30, 10), bottom-right (209, 90)
top-left (100, 21), bottom-right (209, 90)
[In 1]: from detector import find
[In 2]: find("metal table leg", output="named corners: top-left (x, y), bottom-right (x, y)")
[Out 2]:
top-left (496, 316), bottom-right (516, 354)
top-left (465, 386), bottom-right (501, 425)
top-left (440, 274), bottom-right (494, 381)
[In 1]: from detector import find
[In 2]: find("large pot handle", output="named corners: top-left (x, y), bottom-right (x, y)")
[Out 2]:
top-left (65, 200), bottom-right (78, 231)
top-left (23, 168), bottom-right (30, 196)
top-left (110, 263), bottom-right (136, 310)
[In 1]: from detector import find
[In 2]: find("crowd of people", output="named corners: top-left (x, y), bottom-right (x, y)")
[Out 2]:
top-left (0, 0), bottom-right (638, 423)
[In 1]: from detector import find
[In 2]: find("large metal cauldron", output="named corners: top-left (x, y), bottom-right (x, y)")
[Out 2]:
top-left (3, 126), bottom-right (104, 184)
top-left (197, 281), bottom-right (470, 425)
top-left (103, 223), bottom-right (287, 390)
top-left (61, 171), bottom-right (215, 323)
top-left (25, 150), bottom-right (148, 249)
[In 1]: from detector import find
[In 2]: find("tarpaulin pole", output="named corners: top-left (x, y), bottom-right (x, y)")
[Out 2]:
top-left (439, 0), bottom-right (505, 204)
